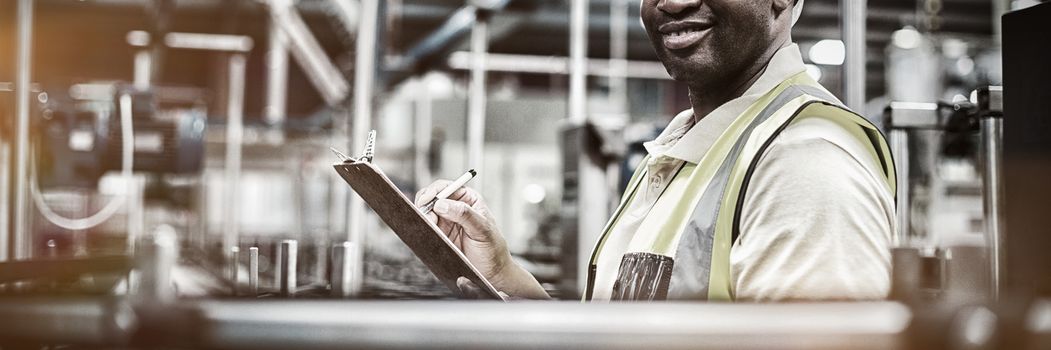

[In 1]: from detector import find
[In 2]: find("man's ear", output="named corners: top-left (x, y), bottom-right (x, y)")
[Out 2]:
top-left (771, 0), bottom-right (793, 18)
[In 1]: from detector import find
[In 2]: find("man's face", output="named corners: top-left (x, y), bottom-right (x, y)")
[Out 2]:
top-left (640, 0), bottom-right (779, 88)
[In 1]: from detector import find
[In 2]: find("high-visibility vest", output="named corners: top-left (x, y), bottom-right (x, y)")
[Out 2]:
top-left (584, 72), bottom-right (896, 301)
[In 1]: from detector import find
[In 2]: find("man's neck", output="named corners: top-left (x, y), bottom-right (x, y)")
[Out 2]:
top-left (687, 37), bottom-right (791, 124)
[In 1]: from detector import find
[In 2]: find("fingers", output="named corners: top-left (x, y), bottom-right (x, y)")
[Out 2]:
top-left (415, 180), bottom-right (482, 207)
top-left (432, 199), bottom-right (494, 242)
top-left (456, 276), bottom-right (484, 299)
top-left (415, 180), bottom-right (452, 206)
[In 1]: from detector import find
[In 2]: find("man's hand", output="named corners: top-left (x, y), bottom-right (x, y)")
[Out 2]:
top-left (416, 181), bottom-right (550, 300)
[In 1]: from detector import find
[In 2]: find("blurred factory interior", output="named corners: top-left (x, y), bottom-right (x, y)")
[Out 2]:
top-left (1, 0), bottom-right (1050, 348)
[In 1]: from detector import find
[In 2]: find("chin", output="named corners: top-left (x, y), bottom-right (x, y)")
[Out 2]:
top-left (659, 54), bottom-right (717, 86)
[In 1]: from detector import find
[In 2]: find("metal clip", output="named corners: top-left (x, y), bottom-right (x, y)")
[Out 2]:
top-left (360, 130), bottom-right (376, 163)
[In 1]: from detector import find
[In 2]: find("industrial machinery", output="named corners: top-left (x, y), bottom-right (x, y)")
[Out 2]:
top-left (1, 0), bottom-right (1050, 349)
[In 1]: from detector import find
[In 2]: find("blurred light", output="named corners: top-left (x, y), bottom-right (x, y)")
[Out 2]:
top-left (892, 27), bottom-right (922, 50)
top-left (956, 57), bottom-right (975, 76)
top-left (522, 184), bottom-right (546, 204)
top-left (809, 40), bottom-right (845, 66)
top-left (959, 307), bottom-right (997, 347)
top-left (952, 94), bottom-right (968, 103)
top-left (942, 38), bottom-right (969, 58)
top-left (126, 30), bottom-right (150, 47)
top-left (804, 64), bottom-right (823, 82)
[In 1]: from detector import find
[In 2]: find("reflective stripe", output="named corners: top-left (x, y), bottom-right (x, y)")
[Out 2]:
top-left (585, 73), bottom-right (896, 302)
top-left (668, 84), bottom-right (820, 300)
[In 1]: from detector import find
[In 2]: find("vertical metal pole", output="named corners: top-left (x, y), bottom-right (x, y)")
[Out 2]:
top-left (568, 0), bottom-right (589, 126)
top-left (12, 0), bottom-right (35, 261)
top-left (330, 241), bottom-right (354, 298)
top-left (568, 0), bottom-right (604, 295)
top-left (135, 225), bottom-right (178, 303)
top-left (980, 116), bottom-right (1004, 300)
top-left (840, 0), bottom-right (866, 111)
top-left (248, 246), bottom-right (259, 295)
top-left (413, 79), bottom-right (434, 189)
top-left (265, 0), bottom-right (290, 126)
top-left (229, 246), bottom-right (240, 295)
top-left (1, 143), bottom-right (10, 262)
top-left (278, 240), bottom-right (298, 297)
top-left (889, 129), bottom-right (910, 246)
top-left (466, 16), bottom-right (489, 189)
top-left (222, 54), bottom-right (247, 262)
top-left (609, 0), bottom-right (629, 113)
top-left (348, 0), bottom-right (380, 296)
top-left (133, 50), bottom-right (152, 89)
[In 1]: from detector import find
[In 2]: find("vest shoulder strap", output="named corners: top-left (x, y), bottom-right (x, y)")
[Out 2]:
top-left (728, 85), bottom-right (896, 244)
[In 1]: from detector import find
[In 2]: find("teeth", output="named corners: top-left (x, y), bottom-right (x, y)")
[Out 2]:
top-left (669, 29), bottom-right (697, 37)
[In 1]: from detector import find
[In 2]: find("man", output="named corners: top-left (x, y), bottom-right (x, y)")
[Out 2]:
top-left (416, 0), bottom-right (895, 302)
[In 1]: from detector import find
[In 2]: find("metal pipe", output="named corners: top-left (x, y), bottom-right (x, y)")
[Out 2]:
top-left (980, 116), bottom-right (1004, 300)
top-left (466, 17), bottom-right (488, 186)
top-left (446, 51), bottom-right (673, 80)
top-left (889, 129), bottom-right (909, 246)
top-left (222, 53), bottom-right (247, 262)
top-left (135, 226), bottom-right (177, 303)
top-left (413, 79), bottom-right (434, 188)
top-left (270, 3), bottom-right (350, 106)
top-left (133, 50), bottom-right (152, 89)
top-left (1, 142), bottom-right (10, 262)
top-left (568, 0), bottom-right (589, 126)
top-left (278, 240), bottom-right (298, 297)
top-left (0, 298), bottom-right (135, 345)
top-left (188, 300), bottom-right (910, 350)
top-left (12, 0), bottom-right (35, 261)
top-left (347, 0), bottom-right (381, 296)
top-left (329, 241), bottom-right (354, 298)
top-left (264, 0), bottom-right (291, 126)
top-left (840, 0), bottom-right (866, 111)
top-left (609, 0), bottom-right (629, 113)
top-left (249, 246), bottom-right (259, 295)
top-left (230, 246), bottom-right (240, 295)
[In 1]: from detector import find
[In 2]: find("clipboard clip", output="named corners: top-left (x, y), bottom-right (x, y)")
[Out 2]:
top-left (330, 130), bottom-right (377, 163)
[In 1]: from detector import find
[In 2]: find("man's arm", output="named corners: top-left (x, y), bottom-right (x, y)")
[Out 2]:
top-left (731, 116), bottom-right (896, 301)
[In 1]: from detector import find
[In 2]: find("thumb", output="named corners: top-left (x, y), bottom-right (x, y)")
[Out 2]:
top-left (432, 199), bottom-right (493, 242)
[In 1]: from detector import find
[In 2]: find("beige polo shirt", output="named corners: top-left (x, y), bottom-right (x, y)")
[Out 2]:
top-left (591, 44), bottom-right (895, 302)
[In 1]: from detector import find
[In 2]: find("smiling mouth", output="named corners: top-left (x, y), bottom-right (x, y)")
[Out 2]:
top-left (658, 22), bottom-right (713, 50)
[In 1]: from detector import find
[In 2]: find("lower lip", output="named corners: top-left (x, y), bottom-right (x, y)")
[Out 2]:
top-left (662, 29), bottom-right (710, 50)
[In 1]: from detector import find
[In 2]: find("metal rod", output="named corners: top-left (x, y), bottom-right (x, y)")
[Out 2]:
top-left (889, 129), bottom-right (910, 246)
top-left (12, 0), bottom-right (35, 261)
top-left (609, 0), bottom-right (629, 113)
top-left (230, 246), bottom-right (240, 295)
top-left (222, 53), bottom-right (247, 263)
top-left (278, 240), bottom-right (298, 297)
top-left (466, 17), bottom-right (488, 187)
top-left (980, 116), bottom-right (1004, 300)
top-left (133, 50), bottom-right (152, 89)
top-left (413, 79), bottom-right (434, 189)
top-left (271, 2), bottom-right (349, 106)
top-left (568, 0), bottom-right (589, 126)
top-left (0, 142), bottom-right (10, 262)
top-left (249, 247), bottom-right (259, 295)
top-left (188, 300), bottom-right (911, 350)
top-left (265, 0), bottom-right (291, 126)
top-left (447, 51), bottom-right (672, 80)
top-left (330, 241), bottom-right (354, 298)
top-left (347, 0), bottom-right (381, 296)
top-left (135, 226), bottom-right (178, 302)
top-left (840, 0), bottom-right (866, 111)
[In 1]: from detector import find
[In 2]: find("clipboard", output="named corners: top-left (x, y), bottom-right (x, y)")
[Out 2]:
top-left (333, 160), bottom-right (505, 301)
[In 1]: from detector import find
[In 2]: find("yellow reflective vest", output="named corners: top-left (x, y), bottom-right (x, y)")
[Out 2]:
top-left (584, 72), bottom-right (896, 301)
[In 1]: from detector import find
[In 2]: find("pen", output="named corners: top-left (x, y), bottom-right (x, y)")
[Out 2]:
top-left (420, 169), bottom-right (477, 214)
top-left (330, 147), bottom-right (353, 162)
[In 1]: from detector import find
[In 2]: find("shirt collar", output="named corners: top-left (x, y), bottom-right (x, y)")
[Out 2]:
top-left (651, 43), bottom-right (808, 164)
